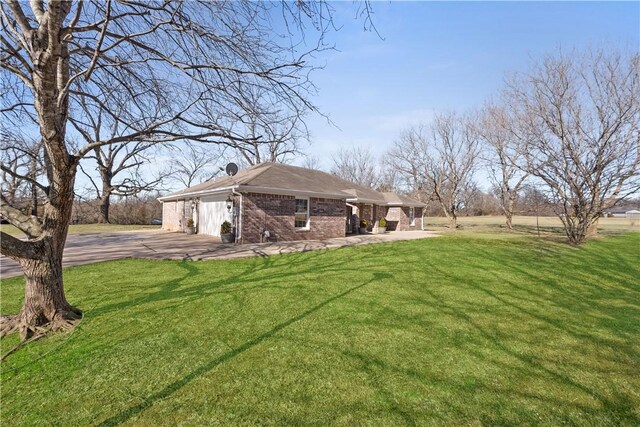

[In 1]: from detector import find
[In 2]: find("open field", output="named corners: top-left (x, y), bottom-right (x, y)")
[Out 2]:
top-left (423, 215), bottom-right (639, 237)
top-left (0, 223), bottom-right (161, 237)
top-left (1, 231), bottom-right (638, 425)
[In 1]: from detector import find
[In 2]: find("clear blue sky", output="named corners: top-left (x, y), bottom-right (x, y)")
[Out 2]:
top-left (299, 1), bottom-right (640, 171)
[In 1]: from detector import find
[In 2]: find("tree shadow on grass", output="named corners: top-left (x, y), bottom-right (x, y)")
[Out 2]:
top-left (88, 245), bottom-right (369, 320)
top-left (97, 271), bottom-right (392, 426)
top-left (339, 344), bottom-right (621, 425)
top-left (403, 282), bottom-right (640, 424)
top-left (466, 238), bottom-right (640, 335)
top-left (411, 239), bottom-right (640, 424)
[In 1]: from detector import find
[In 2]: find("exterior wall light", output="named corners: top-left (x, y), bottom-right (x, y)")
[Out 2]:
top-left (226, 195), bottom-right (233, 212)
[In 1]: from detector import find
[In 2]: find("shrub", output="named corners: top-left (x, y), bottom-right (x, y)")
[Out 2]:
top-left (359, 219), bottom-right (368, 228)
top-left (379, 217), bottom-right (387, 228)
top-left (186, 218), bottom-right (194, 228)
top-left (221, 220), bottom-right (232, 234)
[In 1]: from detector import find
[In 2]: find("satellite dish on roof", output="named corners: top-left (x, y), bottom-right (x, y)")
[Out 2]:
top-left (225, 162), bottom-right (239, 176)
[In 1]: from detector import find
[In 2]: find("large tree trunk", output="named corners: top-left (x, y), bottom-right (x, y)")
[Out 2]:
top-left (563, 210), bottom-right (600, 245)
top-left (0, 189), bottom-right (81, 340)
top-left (504, 194), bottom-right (515, 230)
top-left (438, 198), bottom-right (456, 229)
top-left (98, 195), bottom-right (111, 224)
top-left (97, 165), bottom-right (113, 224)
top-left (1, 161), bottom-right (81, 340)
top-left (448, 212), bottom-right (457, 229)
top-left (505, 213), bottom-right (513, 230)
top-left (0, 1), bottom-right (81, 340)
top-left (1, 251), bottom-right (82, 340)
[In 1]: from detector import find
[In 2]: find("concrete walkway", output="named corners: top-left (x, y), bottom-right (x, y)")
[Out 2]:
top-left (0, 230), bottom-right (438, 279)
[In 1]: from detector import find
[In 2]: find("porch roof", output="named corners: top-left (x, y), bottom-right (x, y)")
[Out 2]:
top-left (382, 192), bottom-right (427, 207)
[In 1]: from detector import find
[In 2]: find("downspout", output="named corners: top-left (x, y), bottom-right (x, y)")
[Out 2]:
top-left (232, 189), bottom-right (243, 244)
top-left (194, 198), bottom-right (200, 234)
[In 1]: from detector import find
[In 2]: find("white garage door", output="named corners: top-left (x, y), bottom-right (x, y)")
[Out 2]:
top-left (199, 195), bottom-right (232, 236)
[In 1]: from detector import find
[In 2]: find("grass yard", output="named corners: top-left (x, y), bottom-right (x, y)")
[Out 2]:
top-left (0, 223), bottom-right (161, 237)
top-left (1, 232), bottom-right (639, 425)
top-left (423, 215), bottom-right (640, 237)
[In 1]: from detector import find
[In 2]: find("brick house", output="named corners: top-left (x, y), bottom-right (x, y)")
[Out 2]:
top-left (158, 163), bottom-right (425, 244)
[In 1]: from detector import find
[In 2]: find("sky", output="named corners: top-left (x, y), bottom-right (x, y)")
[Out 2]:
top-left (45, 1), bottom-right (639, 195)
top-left (297, 1), bottom-right (640, 174)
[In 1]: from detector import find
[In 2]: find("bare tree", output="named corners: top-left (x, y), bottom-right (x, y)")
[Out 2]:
top-left (78, 142), bottom-right (165, 223)
top-left (330, 146), bottom-right (380, 188)
top-left (518, 184), bottom-right (555, 216)
top-left (166, 141), bottom-right (225, 189)
top-left (462, 187), bottom-right (501, 216)
top-left (301, 154), bottom-right (322, 170)
top-left (224, 87), bottom-right (309, 166)
top-left (70, 95), bottom-right (167, 223)
top-left (376, 163), bottom-right (400, 193)
top-left (385, 126), bottom-right (431, 202)
top-left (390, 114), bottom-right (479, 228)
top-left (425, 113), bottom-right (479, 228)
top-left (503, 49), bottom-right (640, 244)
top-left (1, 133), bottom-right (44, 217)
top-left (0, 0), bottom-right (351, 340)
top-left (475, 105), bottom-right (528, 230)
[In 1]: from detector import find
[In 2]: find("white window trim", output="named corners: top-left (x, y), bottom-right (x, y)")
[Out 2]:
top-left (409, 207), bottom-right (416, 226)
top-left (295, 198), bottom-right (310, 230)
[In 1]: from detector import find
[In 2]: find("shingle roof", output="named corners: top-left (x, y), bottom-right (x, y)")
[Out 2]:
top-left (159, 162), bottom-right (425, 207)
top-left (159, 162), bottom-right (273, 199)
top-left (382, 192), bottom-right (427, 207)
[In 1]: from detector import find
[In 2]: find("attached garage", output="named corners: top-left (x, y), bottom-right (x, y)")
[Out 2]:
top-left (198, 194), bottom-right (233, 237)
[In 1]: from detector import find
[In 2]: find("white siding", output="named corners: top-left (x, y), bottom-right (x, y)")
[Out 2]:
top-left (198, 195), bottom-right (232, 236)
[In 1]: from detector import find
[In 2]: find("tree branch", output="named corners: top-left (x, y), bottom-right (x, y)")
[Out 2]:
top-left (5, 0), bottom-right (32, 37)
top-left (0, 230), bottom-right (42, 261)
top-left (0, 193), bottom-right (42, 239)
top-left (0, 163), bottom-right (48, 194)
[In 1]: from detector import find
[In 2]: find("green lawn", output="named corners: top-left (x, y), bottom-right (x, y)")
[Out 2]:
top-left (0, 223), bottom-right (161, 237)
top-left (1, 233), bottom-right (639, 425)
top-left (423, 215), bottom-right (640, 237)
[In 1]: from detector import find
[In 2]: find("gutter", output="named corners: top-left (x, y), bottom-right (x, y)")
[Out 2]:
top-left (158, 184), bottom-right (349, 202)
top-left (385, 203), bottom-right (428, 208)
top-left (240, 185), bottom-right (349, 199)
top-left (157, 185), bottom-right (239, 202)
top-left (346, 198), bottom-right (386, 205)
top-left (348, 198), bottom-right (426, 208)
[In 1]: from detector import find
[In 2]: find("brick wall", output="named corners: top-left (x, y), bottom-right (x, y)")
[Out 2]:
top-left (372, 205), bottom-right (389, 231)
top-left (308, 197), bottom-right (347, 239)
top-left (385, 206), bottom-right (423, 231)
top-left (414, 207), bottom-right (423, 230)
top-left (356, 203), bottom-right (374, 230)
top-left (241, 192), bottom-right (346, 243)
top-left (162, 200), bottom-right (185, 232)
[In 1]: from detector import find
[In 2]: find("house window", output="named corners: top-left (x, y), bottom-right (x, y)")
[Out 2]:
top-left (183, 200), bottom-right (191, 218)
top-left (409, 207), bottom-right (415, 226)
top-left (295, 198), bottom-right (310, 229)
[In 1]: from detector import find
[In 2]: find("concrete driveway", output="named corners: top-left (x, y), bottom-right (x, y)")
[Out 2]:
top-left (0, 230), bottom-right (438, 279)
